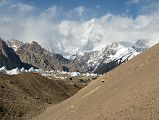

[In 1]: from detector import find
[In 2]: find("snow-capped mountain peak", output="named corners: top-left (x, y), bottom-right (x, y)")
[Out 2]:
top-left (73, 40), bottom-right (148, 74)
top-left (132, 39), bottom-right (149, 52)
top-left (6, 39), bottom-right (25, 51)
top-left (4, 38), bottom-right (149, 74)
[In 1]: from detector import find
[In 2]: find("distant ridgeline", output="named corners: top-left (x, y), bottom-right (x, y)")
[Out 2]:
top-left (0, 37), bottom-right (149, 74)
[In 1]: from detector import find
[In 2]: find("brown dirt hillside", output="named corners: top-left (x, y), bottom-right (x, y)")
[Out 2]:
top-left (0, 72), bottom-right (81, 120)
top-left (33, 43), bottom-right (159, 120)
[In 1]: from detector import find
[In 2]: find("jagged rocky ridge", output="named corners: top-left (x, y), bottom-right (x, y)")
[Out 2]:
top-left (72, 41), bottom-right (149, 74)
top-left (5, 39), bottom-right (149, 74)
top-left (0, 38), bottom-right (23, 69)
top-left (6, 40), bottom-right (78, 71)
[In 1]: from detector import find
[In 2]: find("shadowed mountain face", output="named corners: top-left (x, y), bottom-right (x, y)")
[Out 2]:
top-left (33, 43), bottom-right (159, 120)
top-left (0, 39), bottom-right (22, 70)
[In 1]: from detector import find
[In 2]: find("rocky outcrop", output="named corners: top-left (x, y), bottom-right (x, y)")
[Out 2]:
top-left (15, 41), bottom-right (78, 71)
top-left (132, 39), bottom-right (149, 52)
top-left (6, 39), bottom-right (24, 51)
top-left (0, 38), bottom-right (23, 70)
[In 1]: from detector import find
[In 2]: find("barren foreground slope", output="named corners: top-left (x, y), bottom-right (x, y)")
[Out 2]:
top-left (33, 43), bottom-right (159, 120)
top-left (0, 73), bottom-right (81, 120)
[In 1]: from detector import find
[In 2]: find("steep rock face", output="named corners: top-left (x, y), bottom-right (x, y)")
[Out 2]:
top-left (16, 41), bottom-right (61, 70)
top-left (15, 41), bottom-right (78, 71)
top-left (0, 39), bottom-right (22, 69)
top-left (6, 39), bottom-right (24, 51)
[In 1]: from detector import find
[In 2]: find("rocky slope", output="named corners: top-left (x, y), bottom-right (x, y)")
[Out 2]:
top-left (0, 72), bottom-right (82, 120)
top-left (33, 43), bottom-right (159, 120)
top-left (0, 38), bottom-right (23, 70)
top-left (6, 39), bottom-right (24, 51)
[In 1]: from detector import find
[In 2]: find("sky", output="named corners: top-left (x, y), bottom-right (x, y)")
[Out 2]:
top-left (0, 0), bottom-right (159, 56)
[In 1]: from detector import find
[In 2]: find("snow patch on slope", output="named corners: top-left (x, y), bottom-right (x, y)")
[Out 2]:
top-left (0, 66), bottom-right (39, 75)
top-left (0, 67), bottom-right (98, 79)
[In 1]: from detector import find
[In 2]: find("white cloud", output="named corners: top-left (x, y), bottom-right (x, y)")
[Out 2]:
top-left (0, 2), bottom-right (159, 57)
top-left (67, 6), bottom-right (88, 19)
top-left (10, 3), bottom-right (34, 13)
top-left (74, 6), bottom-right (85, 16)
top-left (41, 5), bottom-right (62, 19)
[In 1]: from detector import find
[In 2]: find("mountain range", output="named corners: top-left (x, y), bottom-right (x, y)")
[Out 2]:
top-left (0, 37), bottom-right (149, 74)
top-left (71, 40), bottom-right (148, 74)
top-left (5, 39), bottom-right (78, 71)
